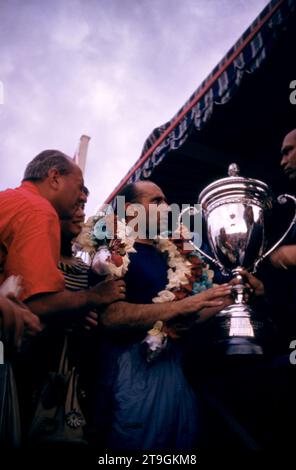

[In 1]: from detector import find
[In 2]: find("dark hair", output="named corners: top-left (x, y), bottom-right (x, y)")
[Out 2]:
top-left (113, 182), bottom-right (139, 214)
top-left (117, 182), bottom-right (139, 203)
top-left (23, 149), bottom-right (74, 182)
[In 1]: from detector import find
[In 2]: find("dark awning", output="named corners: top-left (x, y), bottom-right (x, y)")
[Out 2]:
top-left (105, 0), bottom-right (296, 207)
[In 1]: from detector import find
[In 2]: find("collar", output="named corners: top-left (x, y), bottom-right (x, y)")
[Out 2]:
top-left (20, 180), bottom-right (42, 196)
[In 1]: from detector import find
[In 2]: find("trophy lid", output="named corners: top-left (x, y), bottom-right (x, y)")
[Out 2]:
top-left (198, 163), bottom-right (274, 213)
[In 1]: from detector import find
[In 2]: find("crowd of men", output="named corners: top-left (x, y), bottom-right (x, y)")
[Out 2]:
top-left (0, 129), bottom-right (296, 451)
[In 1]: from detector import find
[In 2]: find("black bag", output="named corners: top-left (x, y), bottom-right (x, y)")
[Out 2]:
top-left (29, 335), bottom-right (87, 446)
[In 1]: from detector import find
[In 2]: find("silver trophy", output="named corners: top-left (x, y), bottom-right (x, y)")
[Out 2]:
top-left (181, 163), bottom-right (296, 355)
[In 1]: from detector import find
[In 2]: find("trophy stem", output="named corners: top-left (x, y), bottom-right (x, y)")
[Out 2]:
top-left (231, 271), bottom-right (248, 305)
top-left (214, 272), bottom-right (263, 355)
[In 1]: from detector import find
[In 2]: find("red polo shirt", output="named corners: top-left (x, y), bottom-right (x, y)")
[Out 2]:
top-left (0, 181), bottom-right (64, 301)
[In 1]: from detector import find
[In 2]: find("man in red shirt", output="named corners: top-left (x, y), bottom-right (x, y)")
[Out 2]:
top-left (0, 149), bottom-right (125, 325)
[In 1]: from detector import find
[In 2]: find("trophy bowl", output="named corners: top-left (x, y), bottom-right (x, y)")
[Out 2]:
top-left (194, 163), bottom-right (296, 355)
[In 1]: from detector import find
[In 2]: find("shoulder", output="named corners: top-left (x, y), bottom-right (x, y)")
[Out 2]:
top-left (0, 184), bottom-right (58, 221)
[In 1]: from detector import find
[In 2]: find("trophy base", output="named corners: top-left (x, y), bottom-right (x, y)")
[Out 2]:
top-left (213, 303), bottom-right (264, 355)
top-left (215, 337), bottom-right (263, 355)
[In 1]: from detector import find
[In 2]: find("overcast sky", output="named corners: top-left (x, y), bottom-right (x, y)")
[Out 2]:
top-left (0, 0), bottom-right (269, 216)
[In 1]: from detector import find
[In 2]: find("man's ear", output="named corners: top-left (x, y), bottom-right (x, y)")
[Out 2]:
top-left (47, 168), bottom-right (61, 190)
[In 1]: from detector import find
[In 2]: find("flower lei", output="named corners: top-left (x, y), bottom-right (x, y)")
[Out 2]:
top-left (76, 214), bottom-right (214, 361)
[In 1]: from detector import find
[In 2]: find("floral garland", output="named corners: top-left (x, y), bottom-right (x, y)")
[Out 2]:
top-left (76, 214), bottom-right (214, 361)
top-left (76, 214), bottom-right (137, 277)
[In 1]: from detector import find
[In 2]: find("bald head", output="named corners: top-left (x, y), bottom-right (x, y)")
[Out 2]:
top-left (133, 181), bottom-right (166, 202)
top-left (283, 129), bottom-right (296, 143)
top-left (281, 129), bottom-right (296, 181)
top-left (23, 149), bottom-right (76, 182)
top-left (117, 180), bottom-right (166, 205)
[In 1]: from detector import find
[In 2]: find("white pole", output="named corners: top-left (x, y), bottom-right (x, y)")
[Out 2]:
top-left (74, 134), bottom-right (91, 175)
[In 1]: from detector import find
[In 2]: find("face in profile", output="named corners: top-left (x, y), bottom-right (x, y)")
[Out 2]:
top-left (61, 200), bottom-right (86, 240)
top-left (281, 130), bottom-right (296, 181)
top-left (131, 182), bottom-right (169, 238)
top-left (57, 165), bottom-right (85, 219)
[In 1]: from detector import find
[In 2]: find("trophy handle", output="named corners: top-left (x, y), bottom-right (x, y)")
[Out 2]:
top-left (187, 239), bottom-right (225, 271)
top-left (177, 206), bottom-right (226, 272)
top-left (252, 194), bottom-right (296, 273)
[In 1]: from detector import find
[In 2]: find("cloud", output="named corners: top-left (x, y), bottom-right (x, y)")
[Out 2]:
top-left (0, 0), bottom-right (269, 216)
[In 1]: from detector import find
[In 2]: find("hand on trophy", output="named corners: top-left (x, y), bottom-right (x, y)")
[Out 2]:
top-left (230, 269), bottom-right (265, 298)
top-left (184, 284), bottom-right (234, 324)
top-left (180, 284), bottom-right (232, 315)
top-left (165, 284), bottom-right (233, 335)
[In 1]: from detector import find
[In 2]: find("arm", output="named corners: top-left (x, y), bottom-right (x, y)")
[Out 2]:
top-left (164, 297), bottom-right (233, 338)
top-left (195, 298), bottom-right (233, 323)
top-left (26, 290), bottom-right (92, 320)
top-left (165, 271), bottom-right (266, 338)
top-left (269, 245), bottom-right (296, 269)
top-left (26, 279), bottom-right (126, 321)
top-left (0, 294), bottom-right (41, 348)
top-left (100, 285), bottom-right (232, 330)
top-left (193, 270), bottom-right (265, 325)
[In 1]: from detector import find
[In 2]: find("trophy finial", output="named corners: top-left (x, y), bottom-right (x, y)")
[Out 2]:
top-left (228, 163), bottom-right (240, 177)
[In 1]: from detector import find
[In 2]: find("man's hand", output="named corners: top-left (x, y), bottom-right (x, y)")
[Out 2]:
top-left (89, 279), bottom-right (126, 307)
top-left (230, 269), bottom-right (265, 297)
top-left (179, 284), bottom-right (232, 315)
top-left (0, 294), bottom-right (42, 349)
top-left (269, 245), bottom-right (296, 269)
top-left (164, 287), bottom-right (233, 335)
